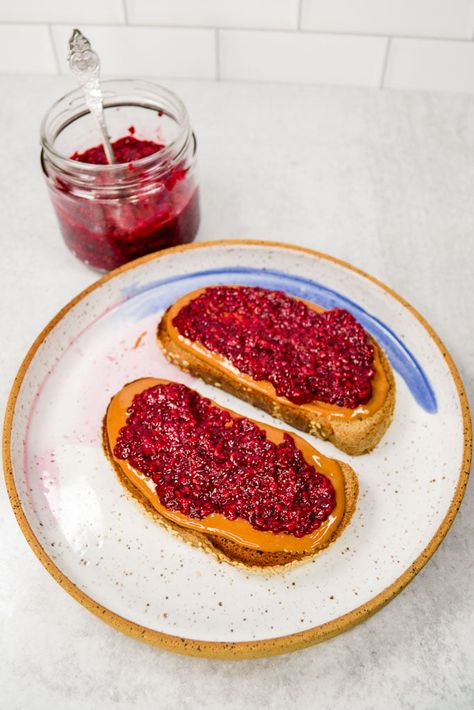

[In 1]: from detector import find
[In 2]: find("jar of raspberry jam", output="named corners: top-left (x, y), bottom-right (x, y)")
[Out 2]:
top-left (41, 80), bottom-right (200, 271)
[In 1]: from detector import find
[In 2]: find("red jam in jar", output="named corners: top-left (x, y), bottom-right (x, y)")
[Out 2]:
top-left (41, 80), bottom-right (200, 271)
top-left (70, 133), bottom-right (164, 164)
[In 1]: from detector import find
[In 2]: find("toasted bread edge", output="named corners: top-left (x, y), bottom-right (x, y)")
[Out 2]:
top-left (102, 414), bottom-right (358, 573)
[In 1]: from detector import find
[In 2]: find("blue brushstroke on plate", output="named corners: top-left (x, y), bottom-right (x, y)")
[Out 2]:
top-left (120, 267), bottom-right (437, 413)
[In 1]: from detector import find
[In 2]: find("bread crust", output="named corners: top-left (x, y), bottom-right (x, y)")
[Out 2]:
top-left (102, 418), bottom-right (358, 572)
top-left (157, 314), bottom-right (396, 456)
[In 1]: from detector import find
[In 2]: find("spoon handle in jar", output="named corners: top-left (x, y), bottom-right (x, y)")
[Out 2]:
top-left (68, 28), bottom-right (115, 164)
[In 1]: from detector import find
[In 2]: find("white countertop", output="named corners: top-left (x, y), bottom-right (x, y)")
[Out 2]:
top-left (0, 76), bottom-right (472, 710)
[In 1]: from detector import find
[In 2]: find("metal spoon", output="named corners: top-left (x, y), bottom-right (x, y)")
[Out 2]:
top-left (68, 28), bottom-right (115, 164)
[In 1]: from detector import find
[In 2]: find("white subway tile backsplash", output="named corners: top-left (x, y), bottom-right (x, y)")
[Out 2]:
top-left (219, 30), bottom-right (387, 87)
top-left (301, 0), bottom-right (474, 40)
top-left (0, 24), bottom-right (56, 74)
top-left (384, 38), bottom-right (474, 93)
top-left (0, 0), bottom-right (125, 24)
top-left (1, 3), bottom-right (474, 92)
top-left (126, 0), bottom-right (299, 30)
top-left (127, 0), bottom-right (299, 30)
top-left (51, 25), bottom-right (216, 79)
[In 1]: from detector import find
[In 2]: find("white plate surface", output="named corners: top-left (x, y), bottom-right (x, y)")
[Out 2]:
top-left (6, 242), bottom-right (469, 648)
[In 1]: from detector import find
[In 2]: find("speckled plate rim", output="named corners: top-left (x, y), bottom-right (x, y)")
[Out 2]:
top-left (3, 240), bottom-right (472, 660)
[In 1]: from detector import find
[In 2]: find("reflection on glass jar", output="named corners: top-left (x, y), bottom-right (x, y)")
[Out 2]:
top-left (41, 79), bottom-right (200, 272)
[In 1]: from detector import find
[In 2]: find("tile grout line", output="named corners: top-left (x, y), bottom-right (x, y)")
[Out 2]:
top-left (122, 0), bottom-right (129, 24)
top-left (379, 37), bottom-right (392, 89)
top-left (47, 23), bottom-right (61, 75)
top-left (297, 0), bottom-right (304, 30)
top-left (0, 20), bottom-right (473, 42)
top-left (215, 29), bottom-right (220, 80)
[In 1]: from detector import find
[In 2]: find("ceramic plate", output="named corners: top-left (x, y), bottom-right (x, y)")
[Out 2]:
top-left (3, 241), bottom-right (471, 659)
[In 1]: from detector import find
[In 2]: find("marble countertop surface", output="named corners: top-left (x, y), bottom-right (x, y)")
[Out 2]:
top-left (0, 76), bottom-right (472, 710)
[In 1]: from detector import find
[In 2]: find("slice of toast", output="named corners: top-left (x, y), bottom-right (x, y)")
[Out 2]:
top-left (103, 378), bottom-right (358, 571)
top-left (157, 287), bottom-right (396, 456)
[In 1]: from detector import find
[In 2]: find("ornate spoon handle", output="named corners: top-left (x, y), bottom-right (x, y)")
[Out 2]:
top-left (68, 29), bottom-right (115, 164)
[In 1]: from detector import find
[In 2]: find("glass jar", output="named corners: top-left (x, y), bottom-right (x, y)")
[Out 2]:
top-left (41, 79), bottom-right (200, 271)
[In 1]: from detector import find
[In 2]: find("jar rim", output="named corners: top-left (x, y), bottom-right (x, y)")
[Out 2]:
top-left (40, 78), bottom-right (191, 175)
